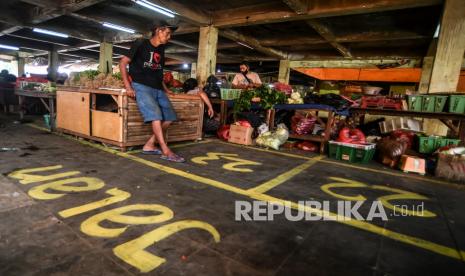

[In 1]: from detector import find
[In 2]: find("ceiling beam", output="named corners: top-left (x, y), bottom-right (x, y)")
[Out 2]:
top-left (258, 31), bottom-right (429, 47)
top-left (213, 0), bottom-right (442, 28)
top-left (0, 35), bottom-right (53, 52)
top-left (336, 31), bottom-right (429, 43)
top-left (261, 36), bottom-right (326, 47)
top-left (151, 0), bottom-right (210, 25)
top-left (66, 13), bottom-right (144, 42)
top-left (306, 19), bottom-right (352, 58)
top-left (25, 0), bottom-right (106, 24)
top-left (0, 26), bottom-right (23, 37)
top-left (282, 0), bottom-right (309, 14)
top-left (220, 29), bottom-right (287, 60)
top-left (173, 24), bottom-right (199, 35)
top-left (5, 34), bottom-right (70, 47)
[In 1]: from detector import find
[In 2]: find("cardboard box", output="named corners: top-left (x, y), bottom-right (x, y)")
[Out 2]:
top-left (399, 155), bottom-right (425, 175)
top-left (228, 125), bottom-right (254, 145)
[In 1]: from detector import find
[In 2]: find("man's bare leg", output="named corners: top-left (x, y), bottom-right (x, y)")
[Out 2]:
top-left (148, 120), bottom-right (173, 156)
top-left (143, 121), bottom-right (171, 151)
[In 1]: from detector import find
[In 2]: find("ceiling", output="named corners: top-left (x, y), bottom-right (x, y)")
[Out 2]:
top-left (0, 0), bottom-right (444, 72)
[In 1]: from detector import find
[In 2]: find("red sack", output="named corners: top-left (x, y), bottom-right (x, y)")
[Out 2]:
top-left (296, 141), bottom-right (318, 152)
top-left (217, 125), bottom-right (230, 141)
top-left (391, 130), bottom-right (414, 149)
top-left (171, 79), bottom-right (183, 88)
top-left (337, 127), bottom-right (366, 144)
top-left (291, 115), bottom-right (316, 135)
top-left (163, 72), bottom-right (173, 84)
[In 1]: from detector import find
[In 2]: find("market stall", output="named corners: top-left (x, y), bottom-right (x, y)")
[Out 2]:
top-left (56, 87), bottom-right (204, 151)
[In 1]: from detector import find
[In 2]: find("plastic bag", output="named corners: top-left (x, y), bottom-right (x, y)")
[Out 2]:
top-left (257, 123), bottom-right (269, 135)
top-left (292, 115), bottom-right (316, 135)
top-left (275, 123), bottom-right (289, 144)
top-left (256, 124), bottom-right (288, 150)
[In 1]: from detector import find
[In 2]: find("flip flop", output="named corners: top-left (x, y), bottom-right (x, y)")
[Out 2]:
top-left (160, 154), bottom-right (185, 163)
top-left (142, 149), bottom-right (162, 155)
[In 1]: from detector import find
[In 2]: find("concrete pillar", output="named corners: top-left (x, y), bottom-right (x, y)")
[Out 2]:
top-left (424, 0), bottom-right (465, 135)
top-left (191, 62), bottom-right (197, 79)
top-left (429, 0), bottom-right (465, 93)
top-left (418, 57), bottom-right (434, 93)
top-left (197, 26), bottom-right (218, 86)
top-left (278, 60), bottom-right (290, 84)
top-left (99, 42), bottom-right (113, 74)
top-left (17, 57), bottom-right (25, 77)
top-left (48, 46), bottom-right (59, 81)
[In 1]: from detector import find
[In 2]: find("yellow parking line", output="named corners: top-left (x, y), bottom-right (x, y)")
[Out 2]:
top-left (127, 140), bottom-right (211, 154)
top-left (253, 193), bottom-right (465, 262)
top-left (248, 156), bottom-right (323, 194)
top-left (25, 123), bottom-right (465, 261)
top-left (319, 159), bottom-right (465, 190)
top-left (214, 140), bottom-right (463, 189)
top-left (215, 140), bottom-right (314, 160)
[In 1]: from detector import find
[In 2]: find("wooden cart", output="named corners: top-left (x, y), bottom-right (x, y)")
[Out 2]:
top-left (56, 87), bottom-right (204, 151)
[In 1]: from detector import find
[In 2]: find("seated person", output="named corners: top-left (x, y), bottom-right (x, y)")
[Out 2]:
top-left (182, 78), bottom-right (214, 118)
top-left (232, 61), bottom-right (262, 89)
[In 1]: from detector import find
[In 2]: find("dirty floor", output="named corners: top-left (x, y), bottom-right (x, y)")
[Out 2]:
top-left (1, 114), bottom-right (465, 276)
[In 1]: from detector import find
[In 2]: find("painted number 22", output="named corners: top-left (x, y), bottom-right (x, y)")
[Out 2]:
top-left (191, 152), bottom-right (261, 173)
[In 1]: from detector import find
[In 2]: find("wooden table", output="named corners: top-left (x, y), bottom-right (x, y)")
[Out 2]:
top-left (15, 89), bottom-right (56, 130)
top-left (350, 108), bottom-right (465, 142)
top-left (210, 98), bottom-right (230, 125)
top-left (269, 104), bottom-right (350, 154)
top-left (56, 87), bottom-right (204, 151)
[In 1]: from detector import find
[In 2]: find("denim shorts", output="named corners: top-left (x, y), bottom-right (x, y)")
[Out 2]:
top-left (132, 82), bottom-right (177, 123)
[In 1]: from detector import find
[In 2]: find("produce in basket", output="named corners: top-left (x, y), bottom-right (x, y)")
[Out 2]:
top-left (273, 82), bottom-right (293, 95)
top-left (288, 92), bottom-right (304, 104)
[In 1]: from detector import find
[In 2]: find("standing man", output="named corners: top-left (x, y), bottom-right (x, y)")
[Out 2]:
top-left (119, 21), bottom-right (185, 163)
top-left (231, 61), bottom-right (262, 89)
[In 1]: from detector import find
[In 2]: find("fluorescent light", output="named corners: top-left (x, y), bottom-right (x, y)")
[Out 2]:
top-left (33, 28), bottom-right (68, 38)
top-left (102, 22), bottom-right (135, 34)
top-left (217, 69), bottom-right (221, 73)
top-left (79, 44), bottom-right (100, 50)
top-left (135, 0), bottom-right (175, 18)
top-left (237, 42), bottom-right (254, 50)
top-left (434, 24), bottom-right (440, 38)
top-left (0, 44), bottom-right (19, 50)
top-left (183, 63), bottom-right (188, 69)
top-left (114, 45), bottom-right (130, 50)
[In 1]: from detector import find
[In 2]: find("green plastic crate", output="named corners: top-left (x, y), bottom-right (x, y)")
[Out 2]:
top-left (220, 88), bottom-right (242, 100)
top-left (421, 95), bottom-right (448, 112)
top-left (436, 138), bottom-right (461, 148)
top-left (407, 95), bottom-right (423, 111)
top-left (417, 136), bottom-right (439, 154)
top-left (328, 141), bottom-right (376, 164)
top-left (449, 95), bottom-right (465, 113)
top-left (435, 96), bottom-right (448, 112)
top-left (417, 136), bottom-right (461, 154)
top-left (408, 95), bottom-right (448, 112)
top-left (422, 96), bottom-right (435, 112)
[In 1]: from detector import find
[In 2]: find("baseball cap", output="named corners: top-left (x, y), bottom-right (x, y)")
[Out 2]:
top-left (152, 20), bottom-right (179, 32)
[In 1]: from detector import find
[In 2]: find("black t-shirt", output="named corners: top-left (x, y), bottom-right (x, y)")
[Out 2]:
top-left (127, 39), bottom-right (165, 90)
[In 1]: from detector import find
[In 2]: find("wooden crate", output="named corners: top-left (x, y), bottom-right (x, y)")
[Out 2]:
top-left (56, 87), bottom-right (204, 151)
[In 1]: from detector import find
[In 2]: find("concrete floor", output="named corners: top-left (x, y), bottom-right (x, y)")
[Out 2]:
top-left (1, 114), bottom-right (465, 276)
